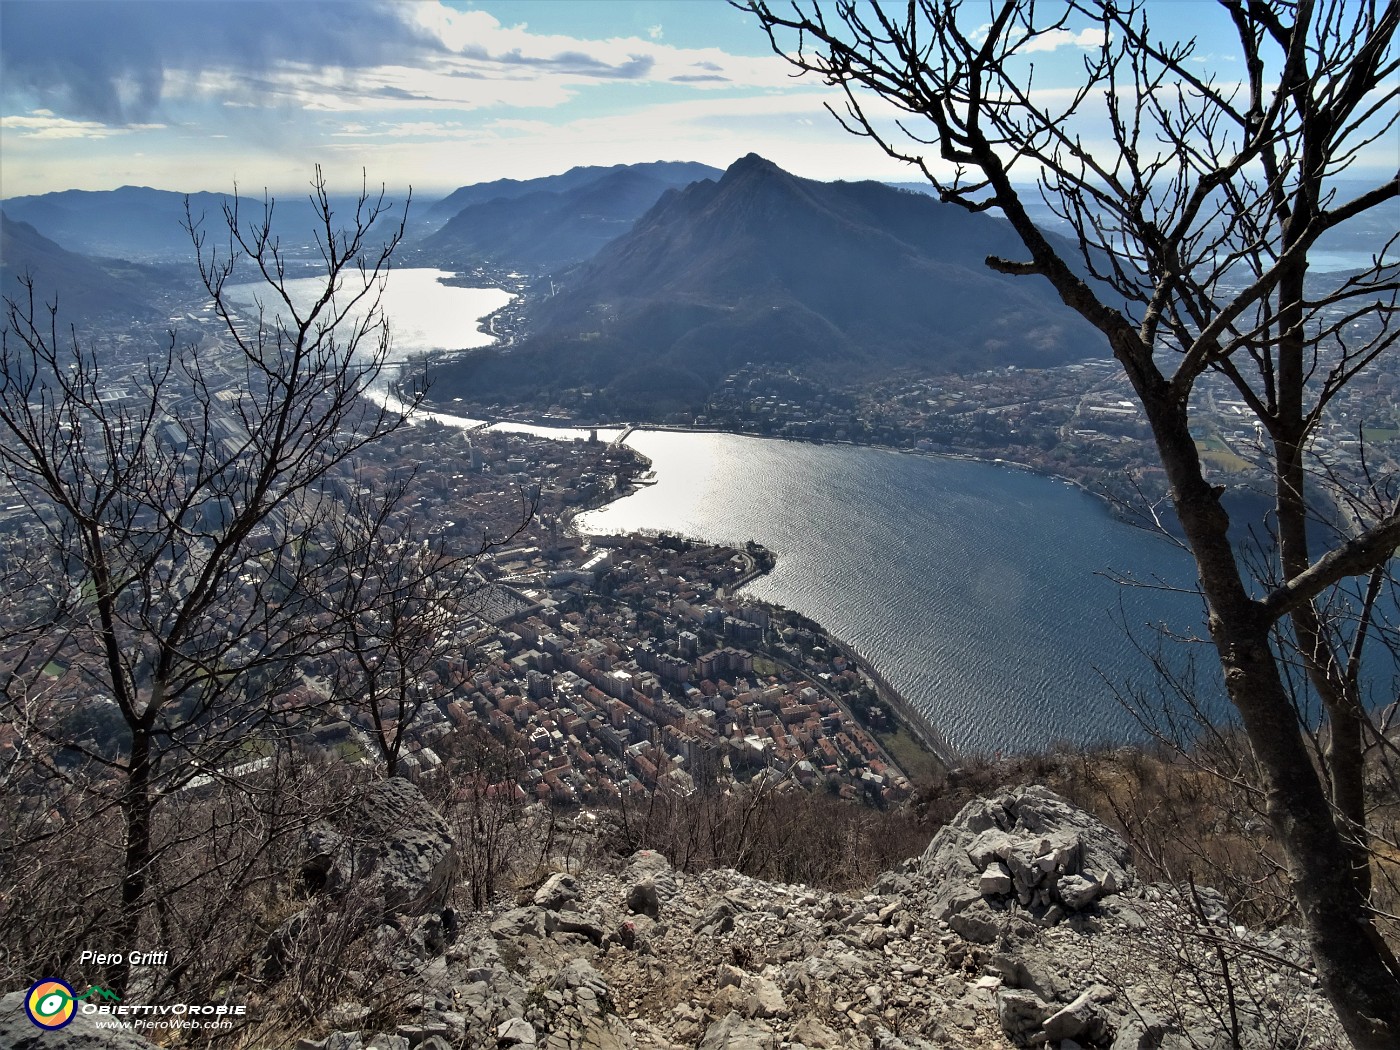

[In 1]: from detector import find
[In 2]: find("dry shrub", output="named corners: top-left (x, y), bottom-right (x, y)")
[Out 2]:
top-left (0, 756), bottom-right (127, 986)
top-left (606, 778), bottom-right (926, 891)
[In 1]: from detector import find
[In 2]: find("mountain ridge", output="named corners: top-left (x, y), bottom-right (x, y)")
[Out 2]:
top-left (424, 160), bottom-right (722, 225)
top-left (429, 154), bottom-right (1101, 417)
top-left (422, 164), bottom-right (722, 274)
top-left (0, 212), bottom-right (166, 323)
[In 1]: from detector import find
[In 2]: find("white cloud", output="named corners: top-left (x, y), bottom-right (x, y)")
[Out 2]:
top-left (971, 21), bottom-right (1106, 55)
top-left (2, 111), bottom-right (165, 139)
top-left (1020, 27), bottom-right (1106, 53)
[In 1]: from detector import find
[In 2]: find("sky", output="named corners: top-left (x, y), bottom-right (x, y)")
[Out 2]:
top-left (0, 0), bottom-right (1388, 203)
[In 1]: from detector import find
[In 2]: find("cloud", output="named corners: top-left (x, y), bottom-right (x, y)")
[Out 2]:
top-left (1, 1), bottom-right (790, 128)
top-left (971, 21), bottom-right (1106, 54)
top-left (0, 0), bottom-right (442, 124)
top-left (2, 110), bottom-right (165, 139)
top-left (1020, 27), bottom-right (1106, 53)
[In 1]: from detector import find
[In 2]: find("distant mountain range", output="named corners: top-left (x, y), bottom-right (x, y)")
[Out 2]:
top-left (423, 161), bottom-right (720, 225)
top-left (419, 162), bottom-right (723, 273)
top-left (1, 186), bottom-right (412, 265)
top-left (0, 212), bottom-right (167, 324)
top-left (4, 158), bottom-right (1113, 409)
top-left (428, 154), bottom-right (1102, 416)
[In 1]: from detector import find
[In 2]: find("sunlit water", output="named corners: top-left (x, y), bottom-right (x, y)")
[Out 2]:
top-left (224, 267), bottom-right (511, 364)
top-left (226, 268), bottom-right (1216, 753)
top-left (578, 432), bottom-right (1209, 752)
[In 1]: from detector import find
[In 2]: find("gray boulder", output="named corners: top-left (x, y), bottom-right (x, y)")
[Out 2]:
top-left (623, 850), bottom-right (677, 916)
top-left (0, 990), bottom-right (160, 1049)
top-left (1042, 989), bottom-right (1104, 1043)
top-left (996, 987), bottom-right (1049, 1043)
top-left (307, 777), bottom-right (458, 918)
top-left (532, 872), bottom-right (580, 911)
top-left (698, 1011), bottom-right (778, 1050)
top-left (496, 1017), bottom-right (537, 1047)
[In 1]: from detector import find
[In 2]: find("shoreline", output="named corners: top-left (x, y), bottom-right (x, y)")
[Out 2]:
top-left (537, 421), bottom-right (959, 779)
top-left (417, 395), bottom-right (1136, 529)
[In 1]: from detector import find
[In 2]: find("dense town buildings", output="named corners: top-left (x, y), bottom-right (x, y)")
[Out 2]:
top-left (1, 388), bottom-right (918, 808)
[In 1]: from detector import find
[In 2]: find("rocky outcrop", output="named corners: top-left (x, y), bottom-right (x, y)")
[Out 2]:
top-left (920, 785), bottom-right (1132, 928)
top-left (290, 787), bottom-right (1342, 1050)
top-left (0, 991), bottom-right (159, 1049)
top-left (302, 777), bottom-right (458, 918)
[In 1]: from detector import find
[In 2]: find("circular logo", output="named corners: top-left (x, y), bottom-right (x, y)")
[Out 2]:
top-left (25, 979), bottom-right (77, 1029)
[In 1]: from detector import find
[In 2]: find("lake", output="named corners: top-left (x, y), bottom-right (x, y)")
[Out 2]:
top-left (577, 432), bottom-right (1209, 752)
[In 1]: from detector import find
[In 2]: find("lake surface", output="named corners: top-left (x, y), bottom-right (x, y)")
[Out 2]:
top-left (226, 267), bottom-right (1217, 753)
top-left (224, 270), bottom-right (619, 441)
top-left (578, 432), bottom-right (1210, 753)
top-left (224, 267), bottom-right (513, 365)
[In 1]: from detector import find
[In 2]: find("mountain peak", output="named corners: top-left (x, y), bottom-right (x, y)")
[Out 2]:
top-left (724, 153), bottom-right (784, 180)
top-left (433, 155), bottom-right (1101, 418)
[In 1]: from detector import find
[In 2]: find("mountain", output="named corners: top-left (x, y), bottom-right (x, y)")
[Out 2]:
top-left (430, 154), bottom-right (1102, 416)
top-left (0, 212), bottom-right (167, 323)
top-left (423, 160), bottom-right (721, 227)
top-left (1, 186), bottom-right (412, 265)
top-left (422, 166), bottom-right (723, 274)
top-left (1, 186), bottom-right (255, 264)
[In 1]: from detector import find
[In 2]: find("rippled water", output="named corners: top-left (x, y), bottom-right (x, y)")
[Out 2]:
top-left (579, 432), bottom-right (1213, 752)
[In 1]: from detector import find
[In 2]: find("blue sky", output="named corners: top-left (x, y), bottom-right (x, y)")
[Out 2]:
top-left (0, 0), bottom-right (1374, 201)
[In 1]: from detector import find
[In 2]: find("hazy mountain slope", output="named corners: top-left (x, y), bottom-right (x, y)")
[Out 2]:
top-left (0, 212), bottom-right (164, 322)
top-left (423, 167), bottom-right (705, 273)
top-left (1, 186), bottom-right (411, 265)
top-left (424, 160), bottom-right (721, 226)
top-left (1, 186), bottom-right (255, 263)
top-left (431, 155), bottom-right (1101, 416)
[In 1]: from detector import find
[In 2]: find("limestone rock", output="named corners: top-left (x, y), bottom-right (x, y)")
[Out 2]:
top-left (624, 850), bottom-right (677, 908)
top-left (1041, 989), bottom-right (1101, 1042)
top-left (743, 976), bottom-right (789, 1020)
top-left (979, 861), bottom-right (1013, 897)
top-left (534, 873), bottom-right (581, 912)
top-left (789, 1015), bottom-right (841, 1048)
top-left (313, 777), bottom-right (458, 918)
top-left (948, 898), bottom-right (1003, 944)
top-left (0, 990), bottom-right (161, 1049)
top-left (283, 785), bottom-right (1346, 1050)
top-left (491, 907), bottom-right (549, 940)
top-left (698, 1011), bottom-right (778, 1050)
top-left (920, 785), bottom-right (1132, 925)
top-left (1056, 873), bottom-right (1101, 911)
top-left (497, 1017), bottom-right (537, 1047)
top-left (996, 987), bottom-right (1048, 1043)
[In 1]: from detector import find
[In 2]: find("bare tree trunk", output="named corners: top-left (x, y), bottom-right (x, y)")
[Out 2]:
top-left (1146, 388), bottom-right (1400, 1047)
top-left (115, 730), bottom-right (152, 996)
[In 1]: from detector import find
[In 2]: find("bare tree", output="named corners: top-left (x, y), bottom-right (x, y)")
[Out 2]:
top-left (0, 170), bottom-right (415, 993)
top-left (319, 475), bottom-right (533, 778)
top-left (744, 0), bottom-right (1400, 1044)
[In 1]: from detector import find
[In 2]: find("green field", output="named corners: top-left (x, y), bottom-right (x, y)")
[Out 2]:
top-left (751, 654), bottom-right (780, 677)
top-left (875, 724), bottom-right (947, 784)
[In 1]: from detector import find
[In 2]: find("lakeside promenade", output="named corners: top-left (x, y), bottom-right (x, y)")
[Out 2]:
top-left (822, 635), bottom-right (959, 771)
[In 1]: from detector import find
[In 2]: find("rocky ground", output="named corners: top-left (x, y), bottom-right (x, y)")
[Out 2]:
top-left (3, 784), bottom-right (1346, 1050)
top-left (290, 785), bottom-right (1343, 1050)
